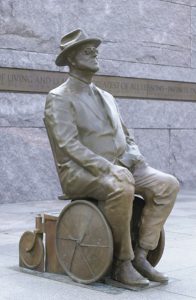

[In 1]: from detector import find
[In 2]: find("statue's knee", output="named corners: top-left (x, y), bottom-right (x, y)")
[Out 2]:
top-left (116, 182), bottom-right (135, 207)
top-left (123, 182), bottom-right (135, 197)
top-left (113, 184), bottom-right (134, 212)
top-left (121, 172), bottom-right (135, 193)
top-left (103, 179), bottom-right (135, 204)
top-left (112, 181), bottom-right (134, 198)
top-left (167, 175), bottom-right (180, 194)
top-left (125, 171), bottom-right (135, 184)
top-left (101, 171), bottom-right (134, 195)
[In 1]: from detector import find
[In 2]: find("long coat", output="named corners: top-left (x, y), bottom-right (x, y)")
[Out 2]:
top-left (44, 76), bottom-right (143, 198)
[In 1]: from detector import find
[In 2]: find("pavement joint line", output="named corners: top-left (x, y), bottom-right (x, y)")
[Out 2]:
top-left (156, 287), bottom-right (196, 299)
top-left (165, 231), bottom-right (193, 236)
top-left (0, 254), bottom-right (18, 258)
top-left (167, 265), bottom-right (196, 273)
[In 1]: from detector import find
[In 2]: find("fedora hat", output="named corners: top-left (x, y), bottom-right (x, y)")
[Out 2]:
top-left (55, 29), bottom-right (101, 66)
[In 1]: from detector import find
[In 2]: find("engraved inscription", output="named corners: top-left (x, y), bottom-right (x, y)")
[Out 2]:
top-left (0, 67), bottom-right (196, 102)
top-left (0, 68), bottom-right (67, 93)
top-left (95, 77), bottom-right (196, 101)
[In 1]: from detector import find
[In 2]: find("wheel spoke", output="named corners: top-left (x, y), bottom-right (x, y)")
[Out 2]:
top-left (78, 247), bottom-right (95, 277)
top-left (79, 212), bottom-right (94, 243)
top-left (56, 236), bottom-right (78, 242)
top-left (69, 243), bottom-right (77, 272)
top-left (80, 243), bottom-right (109, 248)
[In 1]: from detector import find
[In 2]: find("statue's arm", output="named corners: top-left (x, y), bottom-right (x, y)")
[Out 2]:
top-left (121, 118), bottom-right (142, 151)
top-left (45, 93), bottom-right (112, 177)
top-left (121, 118), bottom-right (145, 162)
top-left (114, 99), bottom-right (145, 164)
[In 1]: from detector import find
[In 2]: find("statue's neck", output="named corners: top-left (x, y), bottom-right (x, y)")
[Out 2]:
top-left (69, 69), bottom-right (94, 84)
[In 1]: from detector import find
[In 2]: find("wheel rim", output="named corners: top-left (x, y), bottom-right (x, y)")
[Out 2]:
top-left (19, 231), bottom-right (44, 269)
top-left (56, 200), bottom-right (113, 284)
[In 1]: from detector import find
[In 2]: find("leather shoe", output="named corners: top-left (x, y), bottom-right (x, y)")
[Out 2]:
top-left (133, 246), bottom-right (168, 283)
top-left (112, 259), bottom-right (149, 287)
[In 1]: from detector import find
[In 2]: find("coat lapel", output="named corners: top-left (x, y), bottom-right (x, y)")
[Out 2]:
top-left (68, 77), bottom-right (104, 121)
top-left (67, 76), bottom-right (117, 128)
top-left (94, 85), bottom-right (117, 130)
top-left (80, 85), bottom-right (105, 121)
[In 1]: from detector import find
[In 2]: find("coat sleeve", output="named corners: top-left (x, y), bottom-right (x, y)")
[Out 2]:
top-left (113, 100), bottom-right (146, 167)
top-left (120, 118), bottom-right (145, 159)
top-left (45, 93), bottom-right (113, 177)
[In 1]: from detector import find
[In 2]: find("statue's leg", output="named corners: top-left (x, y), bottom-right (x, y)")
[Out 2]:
top-left (86, 172), bottom-right (149, 287)
top-left (88, 174), bottom-right (135, 261)
top-left (99, 182), bottom-right (135, 261)
top-left (63, 166), bottom-right (150, 286)
top-left (133, 165), bottom-right (179, 250)
top-left (132, 164), bottom-right (180, 282)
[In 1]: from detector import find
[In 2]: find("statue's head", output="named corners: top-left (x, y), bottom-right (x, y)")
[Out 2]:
top-left (55, 29), bottom-right (101, 73)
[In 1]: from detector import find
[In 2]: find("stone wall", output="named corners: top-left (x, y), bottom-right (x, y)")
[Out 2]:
top-left (0, 0), bottom-right (196, 202)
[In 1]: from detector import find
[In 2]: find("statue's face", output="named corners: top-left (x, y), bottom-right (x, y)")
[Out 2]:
top-left (71, 43), bottom-right (99, 72)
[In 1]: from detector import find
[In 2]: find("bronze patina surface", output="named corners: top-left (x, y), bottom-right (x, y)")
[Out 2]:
top-left (18, 26), bottom-right (179, 288)
top-left (44, 214), bottom-right (65, 274)
top-left (131, 196), bottom-right (165, 267)
top-left (43, 28), bottom-right (179, 286)
top-left (19, 231), bottom-right (44, 271)
top-left (56, 200), bottom-right (113, 284)
top-left (18, 193), bottom-right (166, 284)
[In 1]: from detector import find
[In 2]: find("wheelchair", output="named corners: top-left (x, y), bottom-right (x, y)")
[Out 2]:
top-left (19, 195), bottom-right (165, 284)
top-left (19, 119), bottom-right (165, 284)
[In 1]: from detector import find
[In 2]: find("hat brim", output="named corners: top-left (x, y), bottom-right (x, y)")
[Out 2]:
top-left (55, 38), bottom-right (101, 66)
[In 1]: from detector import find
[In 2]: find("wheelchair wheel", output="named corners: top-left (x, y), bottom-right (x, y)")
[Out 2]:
top-left (19, 231), bottom-right (44, 269)
top-left (131, 196), bottom-right (165, 267)
top-left (56, 200), bottom-right (113, 284)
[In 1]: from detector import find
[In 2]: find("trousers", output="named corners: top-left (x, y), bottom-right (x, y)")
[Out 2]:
top-left (87, 163), bottom-right (180, 261)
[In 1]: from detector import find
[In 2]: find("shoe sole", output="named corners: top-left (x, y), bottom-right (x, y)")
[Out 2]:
top-left (105, 278), bottom-right (149, 291)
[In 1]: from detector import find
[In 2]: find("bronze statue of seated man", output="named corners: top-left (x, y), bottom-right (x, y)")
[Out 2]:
top-left (44, 29), bottom-right (180, 288)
